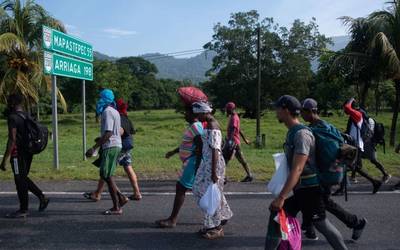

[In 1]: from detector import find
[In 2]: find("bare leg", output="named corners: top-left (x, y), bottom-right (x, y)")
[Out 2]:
top-left (156, 182), bottom-right (187, 227)
top-left (123, 165), bottom-right (142, 199)
top-left (103, 176), bottom-right (120, 211)
top-left (93, 179), bottom-right (106, 198)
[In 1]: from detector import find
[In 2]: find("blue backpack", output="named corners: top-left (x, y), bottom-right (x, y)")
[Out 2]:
top-left (310, 120), bottom-right (345, 185)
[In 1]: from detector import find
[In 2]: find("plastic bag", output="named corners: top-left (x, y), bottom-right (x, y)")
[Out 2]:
top-left (199, 183), bottom-right (221, 215)
top-left (267, 153), bottom-right (289, 196)
top-left (278, 210), bottom-right (302, 250)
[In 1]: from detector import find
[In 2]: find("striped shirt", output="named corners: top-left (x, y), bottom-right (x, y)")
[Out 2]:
top-left (179, 121), bottom-right (204, 162)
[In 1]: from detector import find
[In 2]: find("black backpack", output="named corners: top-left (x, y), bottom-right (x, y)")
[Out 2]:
top-left (17, 113), bottom-right (49, 154)
top-left (373, 122), bottom-right (386, 153)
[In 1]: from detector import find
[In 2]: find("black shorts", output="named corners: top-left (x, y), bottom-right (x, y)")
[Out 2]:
top-left (283, 186), bottom-right (326, 222)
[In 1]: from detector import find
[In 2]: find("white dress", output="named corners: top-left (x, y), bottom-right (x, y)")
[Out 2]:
top-left (192, 128), bottom-right (233, 228)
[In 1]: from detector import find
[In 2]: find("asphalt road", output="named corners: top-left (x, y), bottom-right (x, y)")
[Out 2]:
top-left (0, 180), bottom-right (399, 250)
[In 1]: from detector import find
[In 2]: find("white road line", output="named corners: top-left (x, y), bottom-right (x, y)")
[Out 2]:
top-left (0, 191), bottom-right (398, 195)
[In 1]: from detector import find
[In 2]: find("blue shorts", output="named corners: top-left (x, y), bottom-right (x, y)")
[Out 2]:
top-left (118, 150), bottom-right (133, 168)
top-left (178, 156), bottom-right (197, 189)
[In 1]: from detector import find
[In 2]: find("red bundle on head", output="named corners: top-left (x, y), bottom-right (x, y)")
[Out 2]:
top-left (177, 86), bottom-right (208, 107)
top-left (116, 98), bottom-right (128, 116)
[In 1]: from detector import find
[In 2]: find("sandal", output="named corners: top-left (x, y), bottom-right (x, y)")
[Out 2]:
top-left (129, 194), bottom-right (142, 201)
top-left (103, 209), bottom-right (122, 215)
top-left (155, 219), bottom-right (176, 228)
top-left (83, 192), bottom-right (100, 201)
top-left (202, 227), bottom-right (224, 240)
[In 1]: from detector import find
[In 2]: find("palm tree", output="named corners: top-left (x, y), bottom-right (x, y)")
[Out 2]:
top-left (369, 0), bottom-right (400, 146)
top-left (335, 16), bottom-right (383, 108)
top-left (0, 0), bottom-right (66, 114)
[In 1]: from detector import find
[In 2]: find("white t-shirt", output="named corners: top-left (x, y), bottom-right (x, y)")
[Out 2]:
top-left (100, 106), bottom-right (122, 149)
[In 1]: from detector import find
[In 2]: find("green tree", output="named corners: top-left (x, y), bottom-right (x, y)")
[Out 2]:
top-left (116, 57), bottom-right (158, 77)
top-left (369, 0), bottom-right (400, 145)
top-left (202, 11), bottom-right (330, 117)
top-left (0, 0), bottom-right (66, 112)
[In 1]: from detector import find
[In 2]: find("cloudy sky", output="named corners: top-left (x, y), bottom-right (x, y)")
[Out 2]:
top-left (36, 0), bottom-right (386, 57)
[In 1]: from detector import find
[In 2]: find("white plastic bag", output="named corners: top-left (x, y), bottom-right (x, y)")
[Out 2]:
top-left (199, 183), bottom-right (221, 215)
top-left (267, 153), bottom-right (290, 197)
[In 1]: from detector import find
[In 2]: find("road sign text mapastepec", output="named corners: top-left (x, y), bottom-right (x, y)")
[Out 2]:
top-left (44, 51), bottom-right (93, 81)
top-left (43, 26), bottom-right (93, 62)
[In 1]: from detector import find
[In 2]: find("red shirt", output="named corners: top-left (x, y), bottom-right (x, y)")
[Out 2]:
top-left (227, 113), bottom-right (241, 145)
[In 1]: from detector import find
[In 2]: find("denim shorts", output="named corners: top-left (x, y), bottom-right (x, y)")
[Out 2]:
top-left (118, 150), bottom-right (133, 168)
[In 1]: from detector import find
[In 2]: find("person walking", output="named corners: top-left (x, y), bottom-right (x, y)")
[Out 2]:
top-left (192, 102), bottom-right (233, 240)
top-left (155, 107), bottom-right (204, 228)
top-left (224, 102), bottom-right (253, 182)
top-left (85, 89), bottom-right (127, 215)
top-left (300, 98), bottom-right (367, 241)
top-left (0, 94), bottom-right (49, 218)
top-left (265, 95), bottom-right (347, 250)
top-left (84, 98), bottom-right (141, 201)
top-left (333, 98), bottom-right (382, 195)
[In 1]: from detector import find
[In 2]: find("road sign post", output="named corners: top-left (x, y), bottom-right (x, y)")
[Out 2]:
top-left (43, 26), bottom-right (93, 168)
top-left (51, 75), bottom-right (59, 169)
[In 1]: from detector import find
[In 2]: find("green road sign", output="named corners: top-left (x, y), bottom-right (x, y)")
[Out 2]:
top-left (43, 25), bottom-right (93, 62)
top-left (44, 51), bottom-right (93, 81)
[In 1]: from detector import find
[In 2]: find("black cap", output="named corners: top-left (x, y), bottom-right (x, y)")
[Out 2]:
top-left (275, 95), bottom-right (301, 115)
top-left (302, 98), bottom-right (318, 111)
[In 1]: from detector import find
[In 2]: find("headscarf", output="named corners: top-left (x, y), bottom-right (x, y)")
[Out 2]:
top-left (116, 98), bottom-right (128, 116)
top-left (192, 101), bottom-right (212, 114)
top-left (96, 89), bottom-right (115, 115)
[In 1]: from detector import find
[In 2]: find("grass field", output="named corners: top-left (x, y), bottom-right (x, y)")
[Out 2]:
top-left (0, 109), bottom-right (398, 181)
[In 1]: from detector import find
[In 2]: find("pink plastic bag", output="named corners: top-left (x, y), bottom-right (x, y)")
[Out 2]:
top-left (278, 211), bottom-right (302, 250)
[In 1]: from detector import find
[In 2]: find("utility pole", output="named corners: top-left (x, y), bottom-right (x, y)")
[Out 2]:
top-left (256, 26), bottom-right (262, 148)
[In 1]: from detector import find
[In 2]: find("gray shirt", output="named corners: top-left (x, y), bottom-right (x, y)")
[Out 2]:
top-left (100, 106), bottom-right (122, 149)
top-left (284, 126), bottom-right (318, 189)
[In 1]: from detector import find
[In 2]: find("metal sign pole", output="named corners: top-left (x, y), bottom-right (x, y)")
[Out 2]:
top-left (51, 75), bottom-right (59, 169)
top-left (82, 80), bottom-right (87, 161)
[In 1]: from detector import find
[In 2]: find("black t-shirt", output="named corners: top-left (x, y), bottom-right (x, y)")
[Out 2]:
top-left (120, 115), bottom-right (135, 139)
top-left (8, 111), bottom-right (29, 151)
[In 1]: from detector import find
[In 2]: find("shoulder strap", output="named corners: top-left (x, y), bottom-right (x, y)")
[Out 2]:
top-left (287, 124), bottom-right (310, 145)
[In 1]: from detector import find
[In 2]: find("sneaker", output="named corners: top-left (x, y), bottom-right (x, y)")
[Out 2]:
top-left (351, 177), bottom-right (359, 184)
top-left (39, 197), bottom-right (50, 212)
top-left (241, 175), bottom-right (253, 182)
top-left (372, 181), bottom-right (382, 194)
top-left (5, 210), bottom-right (28, 218)
top-left (304, 230), bottom-right (319, 241)
top-left (382, 175), bottom-right (391, 184)
top-left (352, 218), bottom-right (367, 240)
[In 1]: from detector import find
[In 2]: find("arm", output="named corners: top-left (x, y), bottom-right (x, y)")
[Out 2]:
top-left (344, 99), bottom-right (362, 126)
top-left (0, 127), bottom-right (17, 171)
top-left (269, 154), bottom-right (308, 211)
top-left (86, 131), bottom-right (112, 157)
top-left (211, 148), bottom-right (219, 183)
top-left (165, 147), bottom-right (179, 159)
top-left (239, 130), bottom-right (251, 145)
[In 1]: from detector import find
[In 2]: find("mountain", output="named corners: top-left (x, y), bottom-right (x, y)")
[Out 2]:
top-left (142, 51), bottom-right (216, 84)
top-left (311, 35), bottom-right (350, 71)
top-left (93, 36), bottom-right (349, 82)
top-left (93, 51), bottom-right (118, 61)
